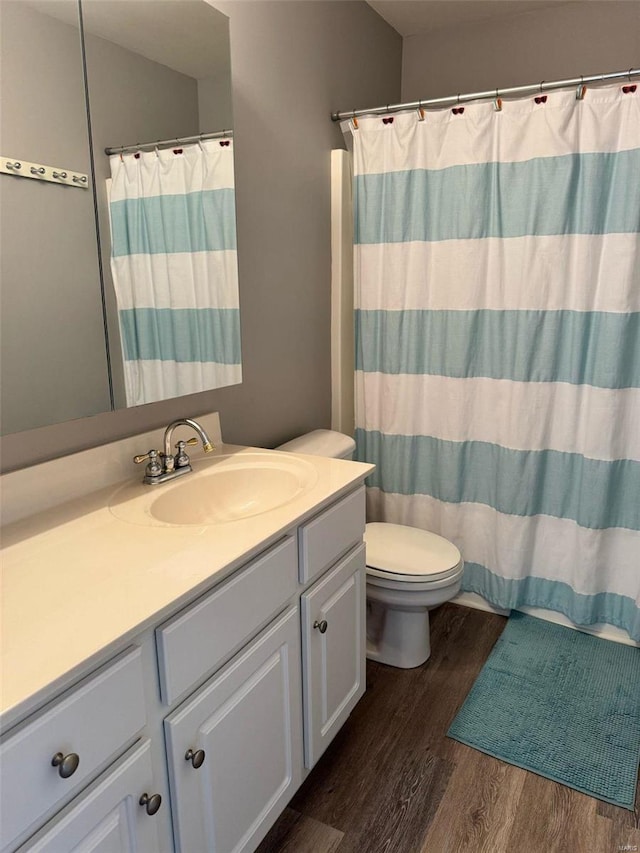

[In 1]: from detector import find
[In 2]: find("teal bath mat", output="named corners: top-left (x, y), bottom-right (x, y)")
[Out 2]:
top-left (448, 612), bottom-right (640, 809)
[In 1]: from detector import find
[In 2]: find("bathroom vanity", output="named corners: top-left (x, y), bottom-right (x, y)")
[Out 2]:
top-left (0, 421), bottom-right (373, 852)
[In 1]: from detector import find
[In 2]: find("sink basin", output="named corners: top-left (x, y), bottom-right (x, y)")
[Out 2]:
top-left (110, 452), bottom-right (319, 526)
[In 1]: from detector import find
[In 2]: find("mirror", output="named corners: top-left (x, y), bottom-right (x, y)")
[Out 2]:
top-left (0, 0), bottom-right (240, 435)
top-left (0, 0), bottom-right (110, 435)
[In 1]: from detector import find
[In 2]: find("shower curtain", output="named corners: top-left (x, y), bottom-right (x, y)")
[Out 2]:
top-left (108, 139), bottom-right (241, 406)
top-left (351, 84), bottom-right (640, 641)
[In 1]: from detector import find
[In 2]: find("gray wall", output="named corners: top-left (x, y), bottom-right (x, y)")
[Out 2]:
top-left (0, 2), bottom-right (111, 435)
top-left (402, 1), bottom-right (640, 102)
top-left (1, 0), bottom-right (402, 471)
top-left (198, 71), bottom-right (234, 132)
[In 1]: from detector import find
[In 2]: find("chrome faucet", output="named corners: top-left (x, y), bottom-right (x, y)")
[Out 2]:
top-left (134, 418), bottom-right (215, 484)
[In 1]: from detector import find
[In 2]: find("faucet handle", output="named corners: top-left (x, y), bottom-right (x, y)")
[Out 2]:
top-left (174, 439), bottom-right (196, 469)
top-left (133, 449), bottom-right (163, 480)
top-left (175, 438), bottom-right (198, 449)
top-left (133, 449), bottom-right (157, 464)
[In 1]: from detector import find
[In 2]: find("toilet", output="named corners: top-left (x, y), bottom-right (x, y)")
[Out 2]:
top-left (277, 429), bottom-right (464, 668)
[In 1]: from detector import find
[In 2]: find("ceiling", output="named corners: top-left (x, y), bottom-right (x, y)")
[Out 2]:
top-left (366, 0), bottom-right (575, 37)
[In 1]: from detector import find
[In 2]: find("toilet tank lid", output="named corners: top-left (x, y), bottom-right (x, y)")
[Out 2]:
top-left (277, 429), bottom-right (356, 459)
top-left (364, 522), bottom-right (462, 577)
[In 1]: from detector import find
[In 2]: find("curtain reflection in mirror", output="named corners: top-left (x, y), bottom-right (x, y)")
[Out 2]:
top-left (108, 140), bottom-right (241, 406)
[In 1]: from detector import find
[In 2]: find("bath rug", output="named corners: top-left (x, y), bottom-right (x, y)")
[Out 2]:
top-left (447, 612), bottom-right (640, 809)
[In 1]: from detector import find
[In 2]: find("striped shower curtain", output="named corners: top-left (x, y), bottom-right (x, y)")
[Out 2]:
top-left (352, 84), bottom-right (640, 641)
top-left (109, 139), bottom-right (241, 406)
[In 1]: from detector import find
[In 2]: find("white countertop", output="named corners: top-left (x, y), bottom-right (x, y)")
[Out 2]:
top-left (1, 443), bottom-right (373, 727)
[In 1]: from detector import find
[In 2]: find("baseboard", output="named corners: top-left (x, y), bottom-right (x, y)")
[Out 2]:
top-left (453, 591), bottom-right (639, 648)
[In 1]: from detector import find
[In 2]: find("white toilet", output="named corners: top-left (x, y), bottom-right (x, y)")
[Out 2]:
top-left (277, 429), bottom-right (464, 668)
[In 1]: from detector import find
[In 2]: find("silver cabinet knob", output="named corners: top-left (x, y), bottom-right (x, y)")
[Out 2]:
top-left (185, 748), bottom-right (206, 769)
top-left (5, 161), bottom-right (21, 170)
top-left (313, 620), bottom-right (328, 634)
top-left (72, 175), bottom-right (87, 183)
top-left (139, 792), bottom-right (162, 816)
top-left (51, 752), bottom-right (80, 778)
top-left (30, 166), bottom-right (45, 175)
top-left (52, 171), bottom-right (67, 180)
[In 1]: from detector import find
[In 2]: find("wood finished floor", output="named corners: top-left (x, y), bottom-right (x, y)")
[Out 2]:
top-left (258, 603), bottom-right (640, 853)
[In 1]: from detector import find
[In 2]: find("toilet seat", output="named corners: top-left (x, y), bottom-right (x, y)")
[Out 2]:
top-left (364, 522), bottom-right (463, 584)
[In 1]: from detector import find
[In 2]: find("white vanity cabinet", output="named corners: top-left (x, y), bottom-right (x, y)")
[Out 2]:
top-left (164, 606), bottom-right (303, 853)
top-left (0, 648), bottom-right (150, 852)
top-left (15, 740), bottom-right (163, 852)
top-left (301, 544), bottom-right (366, 768)
top-left (1, 477), bottom-right (369, 853)
top-left (159, 486), bottom-right (366, 853)
top-left (297, 487), bottom-right (367, 768)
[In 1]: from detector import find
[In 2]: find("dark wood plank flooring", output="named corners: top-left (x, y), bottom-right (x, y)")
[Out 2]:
top-left (258, 603), bottom-right (640, 853)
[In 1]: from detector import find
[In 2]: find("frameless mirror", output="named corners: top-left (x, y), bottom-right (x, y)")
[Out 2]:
top-left (0, 0), bottom-right (241, 435)
top-left (0, 0), bottom-right (111, 435)
top-left (81, 0), bottom-right (241, 409)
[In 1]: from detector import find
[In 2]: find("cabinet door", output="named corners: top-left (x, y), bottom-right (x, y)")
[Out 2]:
top-left (301, 544), bottom-right (366, 768)
top-left (1, 647), bottom-right (146, 852)
top-left (164, 606), bottom-right (303, 853)
top-left (18, 740), bottom-right (163, 853)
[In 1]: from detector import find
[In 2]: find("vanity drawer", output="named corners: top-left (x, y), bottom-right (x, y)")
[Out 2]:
top-left (298, 487), bottom-right (365, 584)
top-left (156, 536), bottom-right (298, 705)
top-left (0, 647), bottom-right (146, 852)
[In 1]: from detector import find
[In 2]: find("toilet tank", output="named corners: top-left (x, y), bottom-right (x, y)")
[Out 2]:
top-left (276, 429), bottom-right (356, 460)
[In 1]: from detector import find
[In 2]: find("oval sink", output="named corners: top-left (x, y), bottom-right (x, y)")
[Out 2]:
top-left (110, 452), bottom-right (318, 527)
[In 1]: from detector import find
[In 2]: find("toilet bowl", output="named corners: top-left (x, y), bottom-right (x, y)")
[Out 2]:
top-left (277, 430), bottom-right (464, 668)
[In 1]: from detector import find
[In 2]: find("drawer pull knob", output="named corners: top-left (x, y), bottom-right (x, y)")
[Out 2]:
top-left (139, 792), bottom-right (162, 816)
top-left (313, 619), bottom-right (328, 634)
top-left (185, 748), bottom-right (206, 769)
top-left (51, 752), bottom-right (80, 778)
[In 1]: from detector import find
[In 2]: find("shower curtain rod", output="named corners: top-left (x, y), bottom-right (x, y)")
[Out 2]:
top-left (331, 67), bottom-right (640, 121)
top-left (105, 129), bottom-right (233, 156)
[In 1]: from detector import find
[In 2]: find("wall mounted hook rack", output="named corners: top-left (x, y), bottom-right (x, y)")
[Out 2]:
top-left (0, 155), bottom-right (88, 188)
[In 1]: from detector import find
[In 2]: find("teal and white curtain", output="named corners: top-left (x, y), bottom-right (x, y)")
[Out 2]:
top-left (351, 84), bottom-right (640, 641)
top-left (108, 139), bottom-right (241, 406)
